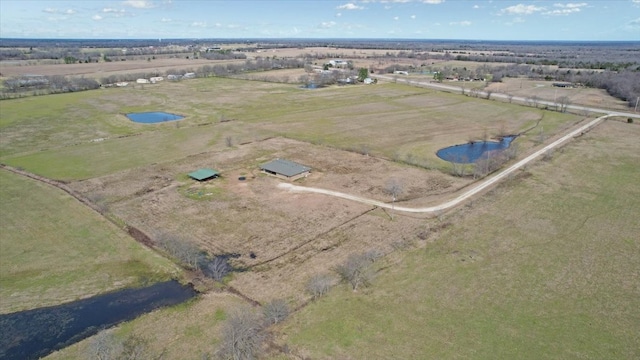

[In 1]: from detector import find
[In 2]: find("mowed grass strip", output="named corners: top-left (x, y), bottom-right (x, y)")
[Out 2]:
top-left (283, 121), bottom-right (640, 359)
top-left (0, 171), bottom-right (179, 314)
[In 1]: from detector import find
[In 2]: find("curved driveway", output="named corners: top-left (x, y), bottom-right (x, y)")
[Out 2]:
top-left (279, 113), bottom-right (632, 215)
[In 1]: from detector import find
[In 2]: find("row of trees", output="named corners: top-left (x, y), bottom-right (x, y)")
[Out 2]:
top-left (490, 64), bottom-right (640, 108)
top-left (0, 57), bottom-right (309, 98)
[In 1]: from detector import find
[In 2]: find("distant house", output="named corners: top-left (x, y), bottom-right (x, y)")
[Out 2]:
top-left (188, 168), bottom-right (220, 181)
top-left (150, 76), bottom-right (164, 83)
top-left (327, 59), bottom-right (350, 68)
top-left (182, 72), bottom-right (196, 79)
top-left (393, 70), bottom-right (409, 75)
top-left (136, 78), bottom-right (150, 84)
top-left (260, 159), bottom-right (311, 181)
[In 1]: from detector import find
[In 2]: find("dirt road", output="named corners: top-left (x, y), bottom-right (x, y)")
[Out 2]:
top-left (279, 114), bottom-right (625, 215)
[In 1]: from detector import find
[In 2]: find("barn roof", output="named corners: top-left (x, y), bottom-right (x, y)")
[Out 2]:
top-left (188, 168), bottom-right (220, 181)
top-left (260, 159), bottom-right (311, 177)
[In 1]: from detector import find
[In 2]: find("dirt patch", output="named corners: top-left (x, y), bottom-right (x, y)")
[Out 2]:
top-left (68, 136), bottom-right (466, 305)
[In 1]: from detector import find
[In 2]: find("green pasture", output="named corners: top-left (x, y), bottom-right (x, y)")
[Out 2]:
top-left (0, 170), bottom-right (179, 314)
top-left (1, 77), bottom-right (581, 180)
top-left (283, 121), bottom-right (640, 359)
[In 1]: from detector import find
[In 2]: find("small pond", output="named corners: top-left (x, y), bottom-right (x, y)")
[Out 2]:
top-left (437, 136), bottom-right (516, 164)
top-left (126, 111), bottom-right (184, 123)
top-left (0, 280), bottom-right (196, 360)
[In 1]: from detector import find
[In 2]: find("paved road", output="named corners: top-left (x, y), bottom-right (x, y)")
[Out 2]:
top-left (371, 74), bottom-right (640, 119)
top-left (279, 113), bottom-right (624, 215)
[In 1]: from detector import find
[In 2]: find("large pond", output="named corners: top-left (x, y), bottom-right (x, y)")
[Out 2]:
top-left (437, 136), bottom-right (516, 163)
top-left (0, 280), bottom-right (197, 360)
top-left (126, 111), bottom-right (184, 123)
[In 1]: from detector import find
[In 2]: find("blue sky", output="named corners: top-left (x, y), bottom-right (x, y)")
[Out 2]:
top-left (1, 0), bottom-right (639, 40)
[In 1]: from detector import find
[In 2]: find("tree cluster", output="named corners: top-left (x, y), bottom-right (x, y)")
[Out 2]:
top-left (156, 232), bottom-right (203, 271)
top-left (215, 300), bottom-right (290, 360)
top-left (87, 330), bottom-right (154, 360)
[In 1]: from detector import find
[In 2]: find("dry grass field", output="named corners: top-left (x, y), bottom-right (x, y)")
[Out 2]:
top-left (280, 119), bottom-right (640, 359)
top-left (1, 53), bottom-right (636, 359)
top-left (1, 76), bottom-right (585, 309)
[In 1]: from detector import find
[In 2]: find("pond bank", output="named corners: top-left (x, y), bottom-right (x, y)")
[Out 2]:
top-left (0, 280), bottom-right (197, 360)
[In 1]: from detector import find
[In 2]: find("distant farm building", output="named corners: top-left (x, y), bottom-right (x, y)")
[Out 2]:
top-left (260, 159), bottom-right (311, 181)
top-left (553, 82), bottom-right (574, 88)
top-left (327, 59), bottom-right (350, 68)
top-left (188, 168), bottom-right (220, 181)
top-left (136, 78), bottom-right (150, 84)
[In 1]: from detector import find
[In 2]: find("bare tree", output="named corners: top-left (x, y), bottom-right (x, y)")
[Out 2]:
top-left (384, 178), bottom-right (403, 202)
top-left (263, 299), bottom-right (289, 325)
top-left (558, 96), bottom-right (571, 112)
top-left (531, 95), bottom-right (540, 108)
top-left (306, 273), bottom-right (334, 300)
top-left (485, 89), bottom-right (493, 100)
top-left (120, 334), bottom-right (151, 360)
top-left (87, 331), bottom-right (152, 360)
top-left (204, 256), bottom-right (232, 281)
top-left (447, 154), bottom-right (468, 177)
top-left (156, 232), bottom-right (202, 270)
top-left (335, 252), bottom-right (376, 291)
top-left (217, 307), bottom-right (265, 360)
top-left (88, 330), bottom-right (122, 360)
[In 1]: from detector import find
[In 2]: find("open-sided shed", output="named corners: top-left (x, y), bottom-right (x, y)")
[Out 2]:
top-left (260, 159), bottom-right (311, 181)
top-left (188, 168), bottom-right (220, 181)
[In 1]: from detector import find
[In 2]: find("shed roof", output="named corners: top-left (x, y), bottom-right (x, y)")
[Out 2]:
top-left (188, 168), bottom-right (220, 181)
top-left (260, 159), bottom-right (311, 177)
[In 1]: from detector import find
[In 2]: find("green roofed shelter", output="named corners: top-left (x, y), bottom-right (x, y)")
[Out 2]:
top-left (188, 168), bottom-right (220, 181)
top-left (260, 158), bottom-right (311, 181)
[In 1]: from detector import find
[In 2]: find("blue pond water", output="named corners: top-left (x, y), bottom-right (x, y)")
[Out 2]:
top-left (437, 136), bottom-right (516, 164)
top-left (126, 111), bottom-right (184, 123)
top-left (0, 280), bottom-right (196, 360)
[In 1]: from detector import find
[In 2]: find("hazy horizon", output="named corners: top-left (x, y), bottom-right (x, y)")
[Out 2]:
top-left (1, 1), bottom-right (639, 41)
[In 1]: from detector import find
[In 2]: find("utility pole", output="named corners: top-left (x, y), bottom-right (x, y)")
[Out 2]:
top-left (635, 96), bottom-right (639, 113)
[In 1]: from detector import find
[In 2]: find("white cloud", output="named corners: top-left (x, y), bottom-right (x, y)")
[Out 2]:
top-left (625, 17), bottom-right (640, 30)
top-left (450, 20), bottom-right (472, 26)
top-left (411, 14), bottom-right (416, 19)
top-left (319, 21), bottom-right (337, 28)
top-left (337, 3), bottom-right (364, 10)
top-left (505, 17), bottom-right (526, 26)
top-left (122, 0), bottom-right (155, 9)
top-left (191, 21), bottom-right (207, 27)
top-left (43, 8), bottom-right (57, 13)
top-left (394, 16), bottom-right (400, 20)
top-left (65, 9), bottom-right (76, 15)
top-left (92, 15), bottom-right (103, 20)
top-left (500, 4), bottom-right (545, 15)
top-left (161, 17), bottom-right (171, 22)
top-left (473, 5), bottom-right (480, 9)
top-left (336, 12), bottom-right (342, 17)
top-left (544, 2), bottom-right (587, 15)
top-left (103, 8), bottom-right (125, 13)
top-left (422, 0), bottom-right (445, 3)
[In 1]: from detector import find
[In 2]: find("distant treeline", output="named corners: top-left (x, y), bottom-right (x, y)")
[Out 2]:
top-left (0, 57), bottom-right (307, 99)
top-left (489, 64), bottom-right (640, 107)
